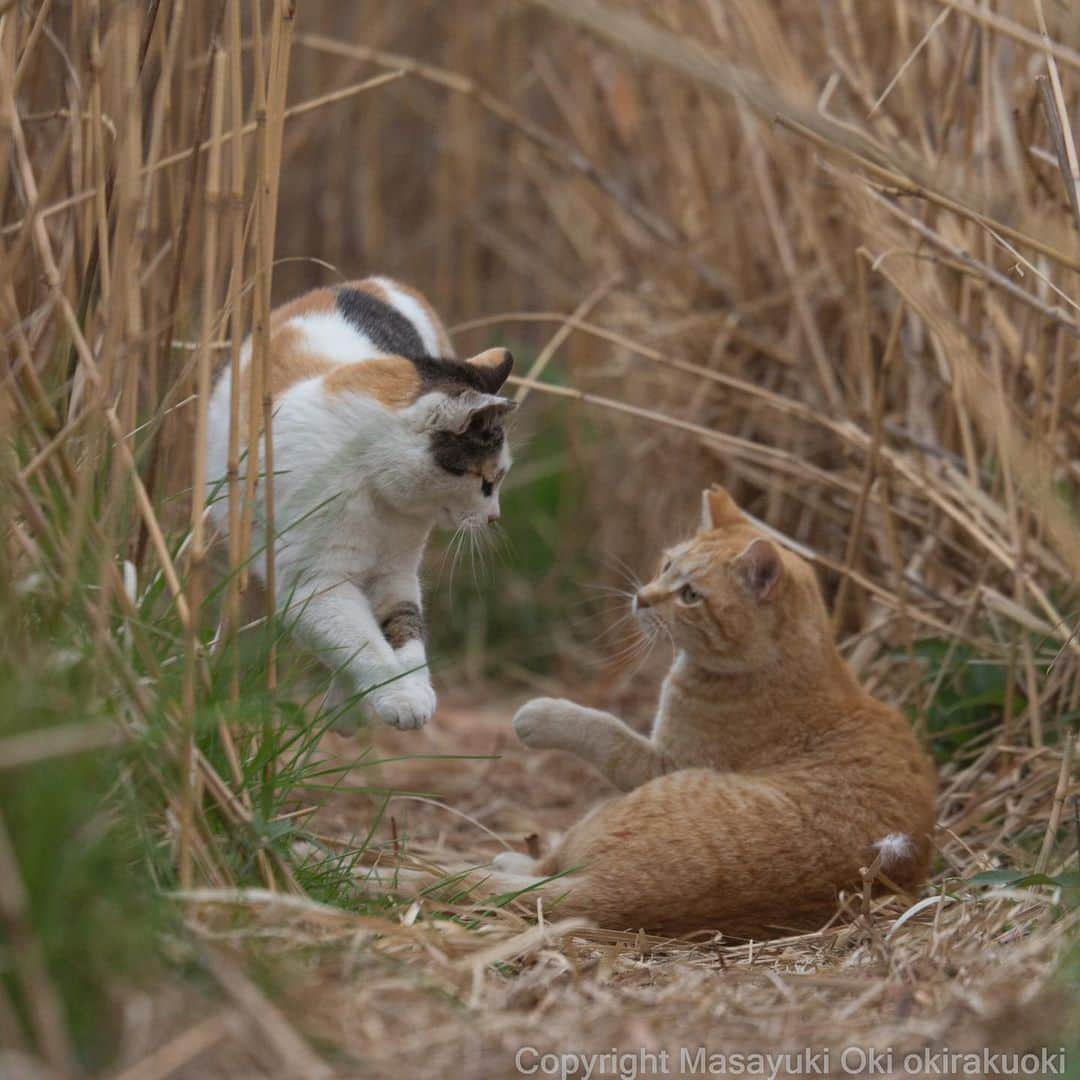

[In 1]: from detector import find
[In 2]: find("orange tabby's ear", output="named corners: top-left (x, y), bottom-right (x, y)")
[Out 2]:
top-left (733, 538), bottom-right (782, 601)
top-left (464, 348), bottom-right (514, 394)
top-left (700, 485), bottom-right (743, 530)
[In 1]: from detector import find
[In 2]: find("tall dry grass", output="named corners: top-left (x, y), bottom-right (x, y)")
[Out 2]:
top-left (1, 0), bottom-right (1078, 1074)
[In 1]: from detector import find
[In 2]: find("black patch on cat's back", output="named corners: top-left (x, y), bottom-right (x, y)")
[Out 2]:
top-left (336, 287), bottom-right (425, 358)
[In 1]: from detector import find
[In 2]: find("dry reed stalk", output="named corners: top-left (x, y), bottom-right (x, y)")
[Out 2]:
top-left (181, 47), bottom-right (226, 892)
top-left (931, 2), bottom-right (1080, 68)
top-left (240, 1), bottom-right (293, 830)
top-left (514, 279), bottom-right (617, 403)
top-left (200, 947), bottom-right (335, 1080)
top-left (0, 68), bottom-right (407, 244)
top-left (1035, 730), bottom-right (1076, 874)
top-left (238, 0), bottom-right (266, 591)
top-left (293, 33), bottom-right (725, 287)
top-left (221, 0), bottom-right (247, 715)
top-left (0, 722), bottom-right (125, 770)
top-left (109, 1011), bottom-right (241, 1080)
top-left (6, 77), bottom-right (192, 631)
top-left (216, 0), bottom-right (275, 894)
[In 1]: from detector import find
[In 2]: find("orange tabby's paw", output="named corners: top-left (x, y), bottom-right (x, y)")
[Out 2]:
top-left (513, 697), bottom-right (576, 750)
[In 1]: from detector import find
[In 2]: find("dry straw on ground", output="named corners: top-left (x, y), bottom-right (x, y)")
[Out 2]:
top-left (2, 1), bottom-right (1078, 1076)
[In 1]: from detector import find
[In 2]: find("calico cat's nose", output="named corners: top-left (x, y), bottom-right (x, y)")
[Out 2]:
top-left (487, 512), bottom-right (500, 524)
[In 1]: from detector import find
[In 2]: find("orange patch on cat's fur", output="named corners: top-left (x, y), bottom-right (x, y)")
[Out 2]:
top-left (267, 326), bottom-right (334, 397)
top-left (468, 347), bottom-right (510, 370)
top-left (233, 325), bottom-right (333, 443)
top-left (322, 356), bottom-right (420, 409)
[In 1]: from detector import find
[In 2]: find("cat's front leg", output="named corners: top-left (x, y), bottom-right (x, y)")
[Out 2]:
top-left (284, 574), bottom-right (434, 730)
top-left (368, 595), bottom-right (435, 731)
top-left (367, 583), bottom-right (434, 734)
top-left (512, 698), bottom-right (672, 791)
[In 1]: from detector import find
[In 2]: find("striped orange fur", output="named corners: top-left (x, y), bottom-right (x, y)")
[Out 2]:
top-left (504, 487), bottom-right (937, 936)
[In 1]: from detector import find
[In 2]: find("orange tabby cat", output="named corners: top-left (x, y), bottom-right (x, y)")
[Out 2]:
top-left (495, 486), bottom-right (937, 937)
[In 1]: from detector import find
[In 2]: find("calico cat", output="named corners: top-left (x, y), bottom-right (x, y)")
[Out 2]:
top-left (204, 277), bottom-right (514, 730)
top-left (495, 486), bottom-right (937, 936)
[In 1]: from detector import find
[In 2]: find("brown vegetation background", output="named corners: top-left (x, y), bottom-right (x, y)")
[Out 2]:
top-left (3, 0), bottom-right (1079, 1075)
top-left (10, 1), bottom-right (1080, 683)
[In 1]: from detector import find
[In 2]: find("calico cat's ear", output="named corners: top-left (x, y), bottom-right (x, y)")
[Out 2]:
top-left (700, 485), bottom-right (743, 530)
top-left (463, 348), bottom-right (514, 394)
top-left (429, 391), bottom-right (516, 435)
top-left (733, 537), bottom-right (783, 601)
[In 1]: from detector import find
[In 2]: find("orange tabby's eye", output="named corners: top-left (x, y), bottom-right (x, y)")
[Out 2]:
top-left (661, 559), bottom-right (672, 573)
top-left (679, 584), bottom-right (702, 604)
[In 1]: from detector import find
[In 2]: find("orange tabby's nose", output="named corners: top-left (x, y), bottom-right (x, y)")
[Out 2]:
top-left (635, 589), bottom-right (654, 609)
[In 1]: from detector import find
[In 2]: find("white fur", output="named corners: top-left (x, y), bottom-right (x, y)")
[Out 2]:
top-left (873, 832), bottom-right (913, 867)
top-left (292, 311), bottom-right (389, 362)
top-left (205, 285), bottom-right (511, 730)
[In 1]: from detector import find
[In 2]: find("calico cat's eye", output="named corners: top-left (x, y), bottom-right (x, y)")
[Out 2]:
top-left (481, 479), bottom-right (494, 497)
top-left (679, 584), bottom-right (702, 604)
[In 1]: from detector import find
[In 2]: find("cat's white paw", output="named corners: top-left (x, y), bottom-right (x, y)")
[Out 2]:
top-left (492, 850), bottom-right (540, 875)
top-left (512, 697), bottom-right (572, 749)
top-left (369, 677), bottom-right (436, 730)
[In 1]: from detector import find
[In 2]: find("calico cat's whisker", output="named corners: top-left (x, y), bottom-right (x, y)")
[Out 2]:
top-left (467, 525), bottom-right (485, 588)
top-left (476, 520), bottom-right (501, 563)
top-left (453, 526), bottom-right (471, 592)
top-left (435, 524), bottom-right (464, 588)
top-left (436, 525), bottom-right (458, 585)
top-left (485, 521), bottom-right (510, 556)
top-left (488, 520), bottom-right (516, 558)
top-left (474, 523), bottom-right (489, 581)
top-left (445, 524), bottom-right (469, 605)
top-left (486, 527), bottom-right (512, 568)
